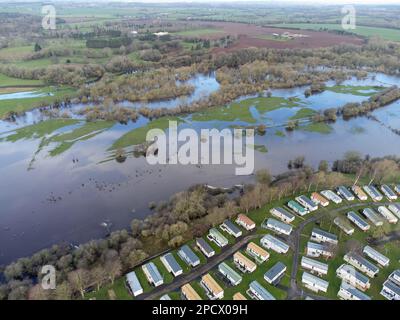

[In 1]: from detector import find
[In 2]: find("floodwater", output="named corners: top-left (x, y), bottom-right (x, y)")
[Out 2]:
top-left (0, 72), bottom-right (400, 264)
top-left (0, 90), bottom-right (52, 101)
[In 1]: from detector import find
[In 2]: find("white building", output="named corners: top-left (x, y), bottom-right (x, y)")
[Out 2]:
top-left (377, 206), bottom-right (398, 224)
top-left (363, 185), bottom-right (383, 201)
top-left (381, 270), bottom-right (400, 300)
top-left (337, 186), bottom-right (355, 201)
top-left (344, 252), bottom-right (379, 278)
top-left (334, 217), bottom-right (354, 235)
top-left (142, 262), bottom-right (164, 287)
top-left (338, 281), bottom-right (371, 300)
top-left (295, 195), bottom-right (318, 212)
top-left (263, 262), bottom-right (286, 285)
top-left (220, 220), bottom-right (242, 238)
top-left (388, 203), bottom-right (400, 219)
top-left (196, 238), bottom-right (215, 258)
top-left (301, 256), bottom-right (329, 276)
top-left (363, 245), bottom-right (390, 267)
top-left (306, 241), bottom-right (333, 259)
top-left (381, 185), bottom-right (398, 200)
top-left (160, 253), bottom-right (183, 277)
top-left (302, 272), bottom-right (329, 293)
top-left (263, 218), bottom-right (293, 235)
top-left (321, 190), bottom-right (342, 204)
top-left (260, 234), bottom-right (289, 254)
top-left (311, 227), bottom-right (338, 245)
top-left (208, 228), bottom-right (228, 248)
top-left (270, 207), bottom-right (295, 223)
top-left (362, 208), bottom-right (384, 227)
top-left (336, 264), bottom-right (371, 291)
top-left (347, 211), bottom-right (370, 231)
top-left (126, 271), bottom-right (143, 297)
top-left (247, 281), bottom-right (275, 300)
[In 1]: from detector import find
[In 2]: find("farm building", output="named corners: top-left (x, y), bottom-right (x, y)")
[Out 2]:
top-left (246, 242), bottom-right (269, 263)
top-left (196, 238), bottom-right (215, 258)
top-left (334, 217), bottom-right (354, 235)
top-left (377, 206), bottom-right (398, 224)
top-left (264, 262), bottom-right (286, 285)
top-left (306, 241), bottom-right (333, 259)
top-left (321, 190), bottom-right (342, 204)
top-left (201, 273), bottom-right (224, 300)
top-left (338, 281), bottom-right (371, 300)
top-left (302, 272), bottom-right (329, 293)
top-left (337, 186), bottom-right (355, 201)
top-left (347, 211), bottom-right (370, 231)
top-left (363, 246), bottom-right (390, 267)
top-left (363, 185), bottom-right (383, 201)
top-left (233, 292), bottom-right (247, 300)
top-left (235, 214), bottom-right (256, 230)
top-left (270, 207), bottom-right (295, 223)
top-left (178, 245), bottom-right (200, 267)
top-left (142, 262), bottom-right (164, 287)
top-left (301, 256), bottom-right (329, 276)
top-left (263, 218), bottom-right (293, 235)
top-left (381, 185), bottom-right (398, 200)
top-left (261, 234), bottom-right (289, 254)
top-left (388, 203), bottom-right (400, 219)
top-left (160, 253), bottom-right (183, 277)
top-left (233, 251), bottom-right (257, 273)
top-left (126, 271), bottom-right (143, 297)
top-left (344, 252), bottom-right (379, 278)
top-left (218, 262), bottom-right (242, 286)
top-left (311, 192), bottom-right (329, 207)
top-left (288, 200), bottom-right (308, 216)
top-left (351, 185), bottom-right (368, 201)
top-left (248, 281), bottom-right (275, 300)
top-left (336, 264), bottom-right (371, 291)
top-left (311, 227), bottom-right (338, 245)
top-left (181, 283), bottom-right (202, 300)
top-left (208, 228), bottom-right (228, 247)
top-left (220, 219), bottom-right (242, 238)
top-left (295, 195), bottom-right (318, 212)
top-left (362, 208), bottom-right (384, 226)
top-left (160, 294), bottom-right (171, 300)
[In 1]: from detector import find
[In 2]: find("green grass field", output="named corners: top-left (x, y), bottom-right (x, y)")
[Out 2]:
top-left (174, 28), bottom-right (224, 37)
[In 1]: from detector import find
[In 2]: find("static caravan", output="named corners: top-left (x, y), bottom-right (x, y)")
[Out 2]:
top-left (301, 256), bottom-right (329, 276)
top-left (218, 262), bottom-right (242, 286)
top-left (287, 200), bottom-right (308, 216)
top-left (295, 195), bottom-right (318, 212)
top-left (264, 262), bottom-right (286, 285)
top-left (142, 262), bottom-right (164, 287)
top-left (334, 217), bottom-right (354, 235)
top-left (208, 228), bottom-right (228, 248)
top-left (344, 252), bottom-right (379, 278)
top-left (306, 241), bottom-right (333, 259)
top-left (389, 270), bottom-right (400, 284)
top-left (178, 245), bottom-right (200, 267)
top-left (246, 242), bottom-right (269, 264)
top-left (270, 207), bottom-right (295, 223)
top-left (302, 272), bottom-right (329, 293)
top-left (181, 283), bottom-right (202, 300)
top-left (248, 281), bottom-right (275, 301)
top-left (336, 264), bottom-right (371, 292)
top-left (263, 218), bottom-right (293, 236)
top-left (260, 234), bottom-right (290, 254)
top-left (363, 246), bottom-right (390, 267)
top-left (388, 204), bottom-right (400, 219)
top-left (160, 294), bottom-right (171, 300)
top-left (233, 251), bottom-right (257, 273)
top-left (201, 273), bottom-right (224, 300)
top-left (337, 186), bottom-right (355, 201)
top-left (311, 192), bottom-right (329, 207)
top-left (235, 214), bottom-right (256, 231)
top-left (377, 206), bottom-right (398, 224)
top-left (381, 279), bottom-right (400, 300)
top-left (347, 211), bottom-right (370, 231)
top-left (311, 227), bottom-right (338, 245)
top-left (220, 220), bottom-right (242, 238)
top-left (321, 190), bottom-right (342, 204)
top-left (161, 253), bottom-right (183, 277)
top-left (395, 185), bottom-right (400, 194)
top-left (362, 208), bottom-right (384, 227)
top-left (381, 185), bottom-right (398, 200)
top-left (233, 292), bottom-right (247, 300)
top-left (363, 185), bottom-right (383, 201)
top-left (196, 238), bottom-right (215, 258)
top-left (338, 282), bottom-right (371, 301)
top-left (126, 271), bottom-right (143, 297)
top-left (351, 185), bottom-right (368, 201)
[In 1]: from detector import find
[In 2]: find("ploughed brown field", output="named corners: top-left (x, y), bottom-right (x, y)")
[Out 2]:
top-left (180, 21), bottom-right (365, 52)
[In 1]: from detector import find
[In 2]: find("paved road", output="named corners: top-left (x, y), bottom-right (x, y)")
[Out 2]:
top-left (140, 233), bottom-right (260, 300)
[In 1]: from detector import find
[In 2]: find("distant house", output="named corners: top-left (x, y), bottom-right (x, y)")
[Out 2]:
top-left (306, 241), bottom-right (333, 259)
top-left (338, 281), bottom-right (371, 300)
top-left (264, 262), bottom-right (286, 285)
top-left (235, 214), bottom-right (256, 231)
top-left (347, 211), bottom-right (370, 231)
top-left (218, 262), bottom-right (242, 286)
top-left (262, 218), bottom-right (293, 236)
top-left (181, 283), bottom-right (202, 300)
top-left (247, 281), bottom-right (275, 300)
top-left (295, 195), bottom-right (318, 212)
top-left (311, 192), bottom-right (329, 207)
top-left (201, 273), bottom-right (224, 300)
top-left (311, 227), bottom-right (338, 245)
top-left (336, 264), bottom-right (371, 291)
top-left (246, 242), bottom-right (269, 264)
top-left (377, 206), bottom-right (398, 224)
top-left (208, 228), bottom-right (228, 247)
top-left (302, 272), bottom-right (329, 293)
top-left (287, 200), bottom-right (308, 216)
top-left (363, 185), bottom-right (383, 201)
top-left (344, 252), bottom-right (379, 278)
top-left (351, 185), bottom-right (368, 201)
top-left (126, 271), bottom-right (143, 297)
top-left (321, 190), bottom-right (342, 204)
top-left (362, 208), bottom-right (384, 226)
top-left (270, 207), bottom-right (295, 223)
top-left (301, 256), bottom-right (329, 276)
top-left (178, 245), bottom-right (200, 267)
top-left (233, 251), bottom-right (256, 273)
top-left (261, 234), bottom-right (289, 254)
top-left (220, 220), bottom-right (242, 238)
top-left (196, 238), bottom-right (215, 258)
top-left (334, 217), bottom-right (354, 235)
top-left (337, 186), bottom-right (355, 201)
top-left (363, 245), bottom-right (390, 267)
top-left (142, 262), bottom-right (164, 287)
top-left (381, 185), bottom-right (397, 200)
top-left (160, 253), bottom-right (183, 277)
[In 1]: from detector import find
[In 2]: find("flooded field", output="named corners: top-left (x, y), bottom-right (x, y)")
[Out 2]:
top-left (1, 72), bottom-right (400, 264)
